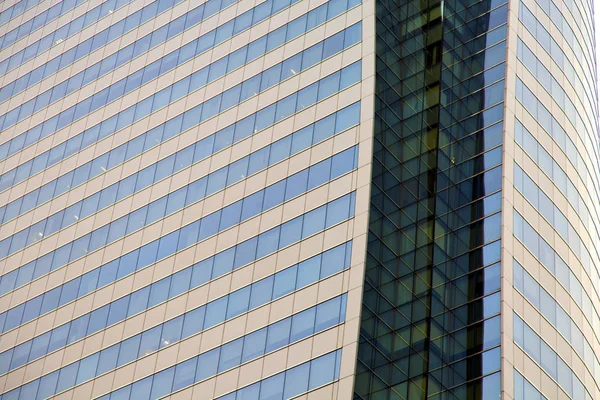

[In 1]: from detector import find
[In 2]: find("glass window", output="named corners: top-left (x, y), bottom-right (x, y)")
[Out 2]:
top-left (483, 316), bottom-right (501, 350)
top-left (290, 307), bottom-right (315, 343)
top-left (169, 269), bottom-right (192, 298)
top-left (523, 272), bottom-right (539, 307)
top-left (523, 324), bottom-right (540, 362)
top-left (539, 290), bottom-right (556, 324)
top-left (195, 348), bottom-right (220, 381)
top-left (128, 286), bottom-right (150, 317)
top-left (156, 231), bottom-right (179, 261)
top-left (256, 227), bottom-right (280, 259)
top-left (254, 104), bottom-right (275, 132)
top-left (204, 296), bottom-right (228, 329)
top-left (265, 318), bottom-right (291, 353)
top-left (150, 366), bottom-right (175, 399)
top-left (269, 136), bottom-right (291, 165)
top-left (273, 265), bottom-right (297, 299)
top-left (219, 201), bottom-right (243, 230)
top-left (241, 191), bottom-right (264, 221)
top-left (323, 31), bottom-right (344, 59)
top-left (263, 180), bottom-right (285, 210)
top-left (556, 306), bottom-right (571, 341)
top-left (137, 241), bottom-right (159, 270)
top-left (130, 375), bottom-right (152, 400)
top-left (86, 305), bottom-right (109, 335)
top-left (148, 278), bottom-right (170, 308)
top-left (278, 217), bottom-right (302, 248)
top-left (36, 371), bottom-right (60, 400)
top-left (275, 94), bottom-right (296, 121)
top-left (138, 325), bottom-right (162, 357)
top-left (284, 170), bottom-right (308, 200)
top-left (320, 244), bottom-right (345, 279)
top-left (302, 206), bottom-right (326, 237)
top-left (161, 316), bottom-right (184, 348)
top-left (250, 276), bottom-right (274, 310)
top-left (165, 187), bottom-right (187, 215)
top-left (56, 362), bottom-right (78, 393)
top-left (296, 82), bottom-right (318, 110)
top-left (259, 373), bottom-right (285, 400)
top-left (107, 296), bottom-right (129, 326)
top-left (283, 362), bottom-right (310, 399)
top-left (307, 158), bottom-right (331, 189)
top-left (317, 72), bottom-right (340, 101)
top-left (27, 331), bottom-right (50, 362)
top-left (218, 338), bottom-right (243, 372)
top-left (291, 125), bottom-right (313, 154)
top-left (172, 358), bottom-right (196, 392)
top-left (240, 75), bottom-right (261, 101)
top-left (191, 259), bottom-right (212, 288)
top-left (182, 306), bottom-right (205, 339)
top-left (266, 26), bottom-right (286, 52)
top-left (117, 335), bottom-right (141, 367)
top-left (540, 340), bottom-right (557, 379)
top-left (296, 254), bottom-right (321, 288)
top-left (185, 178), bottom-right (207, 205)
top-left (315, 296), bottom-right (341, 331)
top-left (308, 351), bottom-right (335, 390)
top-left (226, 286), bottom-right (251, 319)
top-left (242, 328), bottom-right (267, 363)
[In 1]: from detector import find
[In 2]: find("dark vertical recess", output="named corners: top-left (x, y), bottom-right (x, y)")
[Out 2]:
top-left (354, 0), bottom-right (508, 397)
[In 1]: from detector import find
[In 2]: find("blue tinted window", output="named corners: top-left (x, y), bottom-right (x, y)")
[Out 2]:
top-left (308, 351), bottom-right (336, 389)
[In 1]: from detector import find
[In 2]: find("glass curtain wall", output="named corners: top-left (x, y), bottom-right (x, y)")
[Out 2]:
top-left (354, 0), bottom-right (507, 397)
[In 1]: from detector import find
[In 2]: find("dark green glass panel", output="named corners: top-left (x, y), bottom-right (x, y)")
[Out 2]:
top-left (355, 0), bottom-right (507, 397)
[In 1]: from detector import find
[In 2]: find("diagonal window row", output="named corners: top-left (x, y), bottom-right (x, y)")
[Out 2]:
top-left (0, 143), bottom-right (357, 335)
top-left (517, 38), bottom-right (600, 259)
top-left (0, 113), bottom-right (359, 332)
top-left (0, 35), bottom-right (360, 268)
top-left (4, 284), bottom-right (347, 399)
top-left (213, 349), bottom-right (342, 400)
top-left (530, 0), bottom-right (596, 108)
top-left (0, 0), bottom-right (235, 135)
top-left (0, 100), bottom-right (358, 296)
top-left (514, 313), bottom-right (589, 399)
top-left (0, 0), bottom-right (359, 186)
top-left (513, 211), bottom-right (600, 360)
top-left (513, 162), bottom-right (600, 330)
top-left (0, 61), bottom-right (361, 295)
top-left (101, 296), bottom-right (346, 400)
top-left (0, 0), bottom-right (211, 110)
top-left (0, 0), bottom-right (44, 26)
top-left (514, 260), bottom-right (600, 385)
top-left (0, 0), bottom-right (233, 147)
top-left (0, 182), bottom-right (356, 374)
top-left (516, 82), bottom-right (600, 260)
top-left (0, 19), bottom-right (361, 217)
top-left (519, 1), bottom-right (598, 160)
top-left (0, 0), bottom-right (306, 138)
top-left (0, 0), bottom-right (102, 53)
top-left (513, 165), bottom-right (600, 389)
top-left (0, 0), bottom-right (135, 78)
top-left (0, 194), bottom-right (354, 379)
top-left (0, 28), bottom-right (361, 260)
top-left (514, 369), bottom-right (548, 400)
top-left (515, 79), bottom-right (600, 292)
top-left (517, 35), bottom-right (598, 194)
top-left (514, 120), bottom-right (600, 329)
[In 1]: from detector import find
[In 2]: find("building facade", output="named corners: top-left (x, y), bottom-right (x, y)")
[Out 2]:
top-left (0, 0), bottom-right (595, 397)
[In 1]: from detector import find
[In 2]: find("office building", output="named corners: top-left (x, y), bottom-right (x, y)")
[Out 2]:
top-left (0, 0), bottom-right (596, 397)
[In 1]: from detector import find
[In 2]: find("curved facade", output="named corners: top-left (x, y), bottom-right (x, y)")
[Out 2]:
top-left (0, 0), bottom-right (597, 398)
top-left (509, 0), bottom-right (600, 396)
